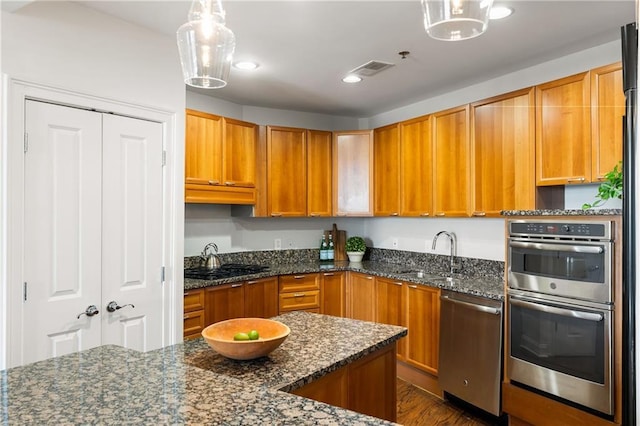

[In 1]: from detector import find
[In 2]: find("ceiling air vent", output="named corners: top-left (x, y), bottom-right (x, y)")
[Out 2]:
top-left (349, 60), bottom-right (395, 77)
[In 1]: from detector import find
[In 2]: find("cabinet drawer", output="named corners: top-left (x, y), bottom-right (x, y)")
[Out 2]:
top-left (184, 289), bottom-right (205, 313)
top-left (279, 290), bottom-right (320, 312)
top-left (279, 273), bottom-right (320, 292)
top-left (184, 309), bottom-right (205, 339)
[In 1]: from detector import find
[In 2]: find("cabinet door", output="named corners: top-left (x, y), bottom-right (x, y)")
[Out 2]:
top-left (267, 126), bottom-right (307, 216)
top-left (432, 105), bottom-right (470, 217)
top-left (374, 124), bottom-right (401, 216)
top-left (320, 272), bottom-right (346, 317)
top-left (185, 109), bottom-right (222, 185)
top-left (405, 284), bottom-right (440, 375)
top-left (399, 115), bottom-right (433, 217)
top-left (536, 72), bottom-right (591, 185)
top-left (245, 277), bottom-right (278, 318)
top-left (307, 130), bottom-right (333, 217)
top-left (376, 278), bottom-right (406, 359)
top-left (333, 131), bottom-right (374, 216)
top-left (205, 283), bottom-right (245, 326)
top-left (470, 88), bottom-right (535, 216)
top-left (591, 63), bottom-right (624, 181)
top-left (223, 118), bottom-right (257, 188)
top-left (346, 273), bottom-right (376, 321)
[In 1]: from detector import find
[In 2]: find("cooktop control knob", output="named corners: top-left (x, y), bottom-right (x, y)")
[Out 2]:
top-left (562, 224), bottom-right (571, 233)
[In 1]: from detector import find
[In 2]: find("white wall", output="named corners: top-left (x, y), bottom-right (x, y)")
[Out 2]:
top-left (184, 204), bottom-right (365, 256)
top-left (0, 1), bottom-right (186, 368)
top-left (187, 91), bottom-right (361, 130)
top-left (367, 41), bottom-right (621, 128)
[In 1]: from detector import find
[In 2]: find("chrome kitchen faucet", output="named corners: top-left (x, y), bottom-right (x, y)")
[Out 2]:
top-left (432, 231), bottom-right (459, 277)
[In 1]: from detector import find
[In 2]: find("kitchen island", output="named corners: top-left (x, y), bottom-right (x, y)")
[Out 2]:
top-left (0, 312), bottom-right (406, 425)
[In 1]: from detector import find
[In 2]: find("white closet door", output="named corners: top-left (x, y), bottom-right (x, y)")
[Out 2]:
top-left (23, 100), bottom-right (103, 364)
top-left (101, 114), bottom-right (164, 352)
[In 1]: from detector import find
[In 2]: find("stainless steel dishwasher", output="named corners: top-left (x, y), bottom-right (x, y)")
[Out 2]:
top-left (439, 289), bottom-right (503, 416)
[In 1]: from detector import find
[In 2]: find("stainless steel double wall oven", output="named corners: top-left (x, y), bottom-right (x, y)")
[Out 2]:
top-left (507, 219), bottom-right (615, 416)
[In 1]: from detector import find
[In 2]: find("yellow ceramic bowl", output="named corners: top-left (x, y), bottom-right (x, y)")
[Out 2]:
top-left (201, 317), bottom-right (290, 360)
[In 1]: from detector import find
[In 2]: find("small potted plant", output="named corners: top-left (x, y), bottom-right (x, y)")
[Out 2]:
top-left (345, 236), bottom-right (366, 263)
top-left (582, 162), bottom-right (623, 209)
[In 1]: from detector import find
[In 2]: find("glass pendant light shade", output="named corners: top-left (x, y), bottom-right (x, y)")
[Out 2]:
top-left (177, 0), bottom-right (236, 89)
top-left (421, 0), bottom-right (494, 41)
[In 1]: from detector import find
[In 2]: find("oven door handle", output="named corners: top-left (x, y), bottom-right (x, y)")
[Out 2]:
top-left (509, 240), bottom-right (604, 254)
top-left (510, 296), bottom-right (604, 322)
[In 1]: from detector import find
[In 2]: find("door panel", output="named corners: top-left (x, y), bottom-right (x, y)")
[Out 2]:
top-left (23, 100), bottom-right (103, 364)
top-left (102, 114), bottom-right (164, 352)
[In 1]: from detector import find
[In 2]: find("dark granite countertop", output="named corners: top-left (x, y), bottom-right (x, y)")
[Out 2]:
top-left (0, 312), bottom-right (404, 425)
top-left (501, 209), bottom-right (622, 216)
top-left (185, 260), bottom-right (505, 301)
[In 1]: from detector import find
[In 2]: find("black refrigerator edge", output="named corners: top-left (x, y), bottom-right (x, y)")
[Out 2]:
top-left (621, 21), bottom-right (637, 426)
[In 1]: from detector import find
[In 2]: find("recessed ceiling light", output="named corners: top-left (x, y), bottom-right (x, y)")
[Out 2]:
top-left (342, 75), bottom-right (362, 83)
top-left (234, 61), bottom-right (259, 70)
top-left (490, 6), bottom-right (514, 20)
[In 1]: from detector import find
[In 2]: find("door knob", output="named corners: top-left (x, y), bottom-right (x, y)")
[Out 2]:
top-left (106, 301), bottom-right (135, 313)
top-left (77, 305), bottom-right (99, 319)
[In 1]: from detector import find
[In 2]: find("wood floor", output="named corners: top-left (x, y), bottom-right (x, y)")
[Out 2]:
top-left (397, 379), bottom-right (500, 426)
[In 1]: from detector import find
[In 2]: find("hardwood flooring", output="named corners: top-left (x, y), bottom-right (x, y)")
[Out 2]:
top-left (397, 378), bottom-right (501, 426)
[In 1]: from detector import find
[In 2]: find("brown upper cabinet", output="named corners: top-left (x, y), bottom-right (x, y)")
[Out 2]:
top-left (333, 130), bottom-right (374, 216)
top-left (591, 62), bottom-right (624, 181)
top-left (374, 124), bottom-right (401, 216)
top-left (535, 72), bottom-right (592, 186)
top-left (266, 126), bottom-right (307, 217)
top-left (470, 88), bottom-right (536, 216)
top-left (432, 105), bottom-right (470, 217)
top-left (399, 115), bottom-right (433, 217)
top-left (307, 130), bottom-right (333, 217)
top-left (185, 109), bottom-right (257, 204)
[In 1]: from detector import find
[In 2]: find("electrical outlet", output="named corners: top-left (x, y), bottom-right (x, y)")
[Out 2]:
top-left (274, 238), bottom-right (282, 250)
top-left (392, 238), bottom-right (399, 249)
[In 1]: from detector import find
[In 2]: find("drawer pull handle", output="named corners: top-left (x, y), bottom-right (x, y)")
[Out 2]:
top-left (567, 177), bottom-right (586, 183)
top-left (247, 280), bottom-right (258, 284)
top-left (420, 213), bottom-right (430, 217)
top-left (293, 293), bottom-right (305, 297)
top-left (472, 211), bottom-right (486, 217)
top-left (231, 284), bottom-right (243, 288)
top-left (366, 276), bottom-right (373, 280)
top-left (435, 212), bottom-right (445, 217)
top-left (408, 285), bottom-right (417, 289)
top-left (208, 180), bottom-right (219, 185)
top-left (271, 213), bottom-right (283, 217)
top-left (224, 181), bottom-right (236, 186)
top-left (390, 212), bottom-right (399, 216)
top-left (323, 273), bottom-right (334, 276)
top-left (293, 275), bottom-right (305, 279)
top-left (393, 282), bottom-right (403, 286)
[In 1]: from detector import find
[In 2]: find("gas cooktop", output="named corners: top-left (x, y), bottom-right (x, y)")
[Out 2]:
top-left (184, 263), bottom-right (269, 280)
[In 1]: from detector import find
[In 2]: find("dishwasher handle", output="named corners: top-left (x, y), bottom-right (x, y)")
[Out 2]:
top-left (440, 294), bottom-right (501, 315)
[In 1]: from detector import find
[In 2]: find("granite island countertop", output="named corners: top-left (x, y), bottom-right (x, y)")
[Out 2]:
top-left (184, 260), bottom-right (505, 301)
top-left (0, 312), bottom-right (406, 425)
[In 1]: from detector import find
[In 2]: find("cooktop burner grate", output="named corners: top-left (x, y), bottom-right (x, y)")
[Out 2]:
top-left (184, 263), bottom-right (269, 280)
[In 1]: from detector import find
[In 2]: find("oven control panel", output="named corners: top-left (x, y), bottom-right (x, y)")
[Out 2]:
top-left (509, 220), bottom-right (612, 240)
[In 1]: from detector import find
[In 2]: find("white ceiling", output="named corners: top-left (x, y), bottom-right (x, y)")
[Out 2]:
top-left (75, 0), bottom-right (635, 117)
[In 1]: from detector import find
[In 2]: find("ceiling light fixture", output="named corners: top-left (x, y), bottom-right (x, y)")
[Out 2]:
top-left (489, 5), bottom-right (513, 20)
top-left (421, 0), bottom-right (494, 41)
top-left (176, 0), bottom-right (236, 89)
top-left (234, 61), bottom-right (259, 70)
top-left (342, 75), bottom-right (362, 83)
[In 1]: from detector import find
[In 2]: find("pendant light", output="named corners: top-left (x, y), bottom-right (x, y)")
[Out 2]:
top-left (421, 0), bottom-right (494, 41)
top-left (176, 0), bottom-right (236, 89)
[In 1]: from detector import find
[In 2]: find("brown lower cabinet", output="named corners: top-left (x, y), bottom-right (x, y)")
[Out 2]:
top-left (291, 342), bottom-right (397, 422)
top-left (346, 272), bottom-right (376, 321)
top-left (320, 271), bottom-right (346, 317)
